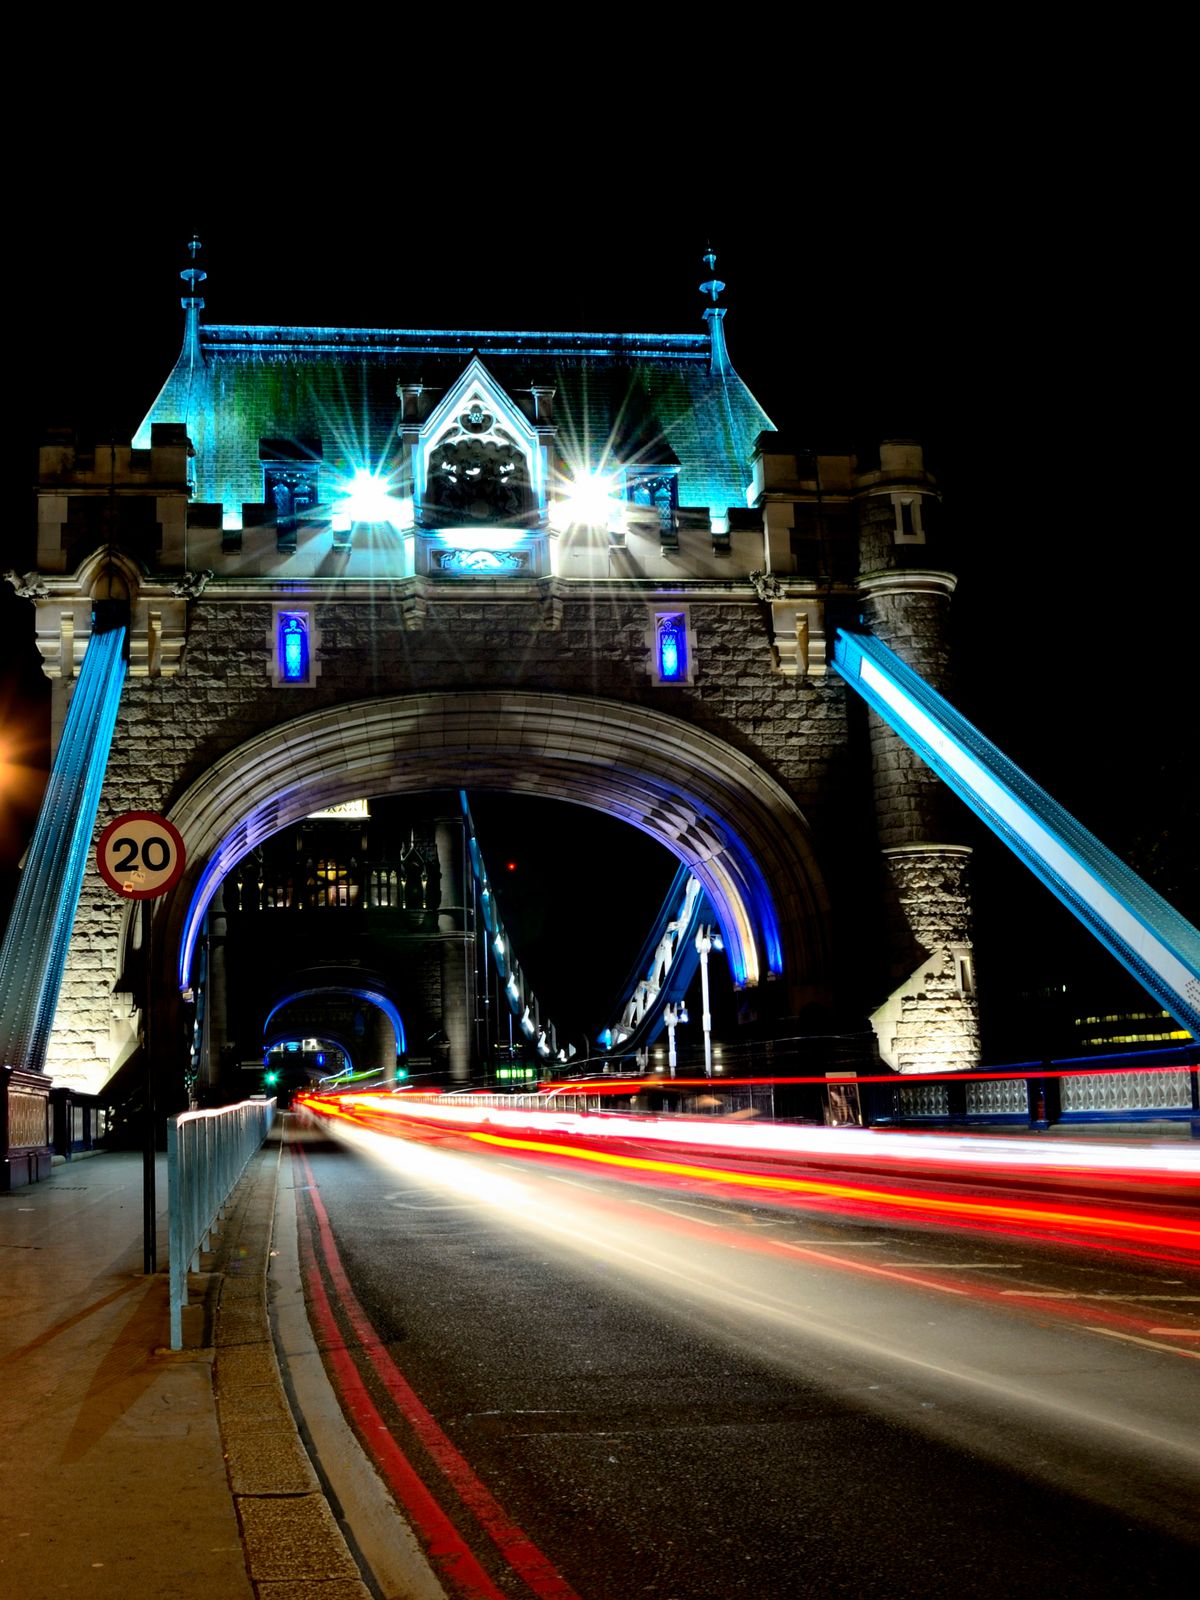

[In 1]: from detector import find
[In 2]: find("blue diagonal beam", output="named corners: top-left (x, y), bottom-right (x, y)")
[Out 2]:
top-left (832, 627), bottom-right (1200, 1038)
top-left (0, 626), bottom-right (127, 1073)
top-left (460, 791), bottom-right (564, 1063)
top-left (602, 865), bottom-right (711, 1052)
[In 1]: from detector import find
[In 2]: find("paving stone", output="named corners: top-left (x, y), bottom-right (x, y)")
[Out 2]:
top-left (255, 1582), bottom-right (372, 1599)
top-left (236, 1494), bottom-right (362, 1583)
top-left (216, 1344), bottom-right (279, 1392)
top-left (224, 1420), bottom-right (319, 1496)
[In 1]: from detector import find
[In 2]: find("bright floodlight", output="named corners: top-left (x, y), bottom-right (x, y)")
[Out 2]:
top-left (337, 470), bottom-right (413, 527)
top-left (552, 471), bottom-right (621, 530)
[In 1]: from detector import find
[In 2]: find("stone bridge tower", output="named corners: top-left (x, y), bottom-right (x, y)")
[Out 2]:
top-left (13, 245), bottom-right (979, 1101)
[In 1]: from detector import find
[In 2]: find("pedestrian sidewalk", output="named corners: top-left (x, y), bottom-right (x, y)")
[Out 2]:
top-left (0, 1139), bottom-right (369, 1600)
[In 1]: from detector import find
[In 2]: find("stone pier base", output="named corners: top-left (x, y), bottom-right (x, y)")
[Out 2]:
top-left (871, 844), bottom-right (979, 1073)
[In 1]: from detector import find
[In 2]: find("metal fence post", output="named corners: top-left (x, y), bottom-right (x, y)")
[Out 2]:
top-left (167, 1116), bottom-right (184, 1351)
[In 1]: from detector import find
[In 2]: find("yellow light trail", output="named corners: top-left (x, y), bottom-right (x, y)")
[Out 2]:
top-left (465, 1131), bottom-right (1200, 1245)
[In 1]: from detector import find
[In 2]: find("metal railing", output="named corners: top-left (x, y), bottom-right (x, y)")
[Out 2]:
top-left (395, 1045), bottom-right (1198, 1133)
top-left (167, 1097), bottom-right (275, 1348)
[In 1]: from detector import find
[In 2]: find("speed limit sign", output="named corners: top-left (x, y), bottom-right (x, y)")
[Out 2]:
top-left (96, 811), bottom-right (186, 899)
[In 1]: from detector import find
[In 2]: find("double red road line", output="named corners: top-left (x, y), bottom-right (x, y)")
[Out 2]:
top-left (290, 1138), bottom-right (581, 1600)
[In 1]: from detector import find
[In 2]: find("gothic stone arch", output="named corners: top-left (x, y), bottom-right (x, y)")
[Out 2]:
top-left (264, 980), bottom-right (409, 1075)
top-left (158, 691), bottom-right (833, 1067)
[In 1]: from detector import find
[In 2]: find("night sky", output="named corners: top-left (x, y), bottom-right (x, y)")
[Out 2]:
top-left (2, 137), bottom-right (1194, 1054)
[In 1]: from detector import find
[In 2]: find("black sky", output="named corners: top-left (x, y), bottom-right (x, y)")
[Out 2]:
top-left (3, 112), bottom-right (1195, 1048)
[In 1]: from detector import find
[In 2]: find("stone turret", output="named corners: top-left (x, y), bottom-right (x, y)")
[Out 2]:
top-left (855, 440), bottom-right (979, 1072)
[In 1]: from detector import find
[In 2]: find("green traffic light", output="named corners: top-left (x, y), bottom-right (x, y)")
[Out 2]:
top-left (264, 1070), bottom-right (279, 1086)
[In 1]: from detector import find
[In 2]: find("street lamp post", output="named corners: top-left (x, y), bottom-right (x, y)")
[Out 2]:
top-left (695, 928), bottom-right (714, 1078)
top-left (662, 1002), bottom-right (687, 1077)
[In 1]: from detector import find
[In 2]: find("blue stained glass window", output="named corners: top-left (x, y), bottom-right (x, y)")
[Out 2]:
top-left (657, 613), bottom-right (686, 681)
top-left (279, 614), bottom-right (309, 682)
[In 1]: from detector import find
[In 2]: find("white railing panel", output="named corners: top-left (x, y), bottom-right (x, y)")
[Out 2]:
top-left (168, 1098), bottom-right (275, 1348)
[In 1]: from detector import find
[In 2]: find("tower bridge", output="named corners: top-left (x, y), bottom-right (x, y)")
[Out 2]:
top-left (3, 243), bottom-right (1194, 1164)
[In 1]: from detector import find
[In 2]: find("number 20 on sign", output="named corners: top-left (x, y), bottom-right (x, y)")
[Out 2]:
top-left (96, 811), bottom-right (187, 900)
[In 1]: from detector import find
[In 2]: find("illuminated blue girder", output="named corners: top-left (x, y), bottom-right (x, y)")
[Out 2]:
top-left (832, 628), bottom-right (1200, 1039)
top-left (0, 626), bottom-right (128, 1073)
top-left (603, 865), bottom-right (711, 1051)
top-left (460, 792), bottom-right (561, 1056)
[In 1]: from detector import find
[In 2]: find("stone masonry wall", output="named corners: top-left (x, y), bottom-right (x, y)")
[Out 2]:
top-left (861, 586), bottom-right (961, 850)
top-left (48, 592), bottom-right (861, 1091)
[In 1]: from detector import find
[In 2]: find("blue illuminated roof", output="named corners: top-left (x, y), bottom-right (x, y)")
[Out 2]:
top-left (135, 321), bottom-right (774, 518)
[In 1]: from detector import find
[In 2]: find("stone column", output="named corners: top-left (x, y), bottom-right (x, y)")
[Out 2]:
top-left (435, 811), bottom-right (474, 1084)
top-left (362, 1004), bottom-right (394, 1077)
top-left (199, 882), bottom-right (228, 1094)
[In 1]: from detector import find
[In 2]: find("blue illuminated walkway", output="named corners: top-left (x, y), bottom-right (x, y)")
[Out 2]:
top-left (832, 628), bottom-right (1200, 1039)
top-left (0, 625), bottom-right (126, 1073)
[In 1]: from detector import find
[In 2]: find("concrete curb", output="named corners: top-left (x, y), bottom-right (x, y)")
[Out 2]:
top-left (212, 1139), bottom-right (372, 1599)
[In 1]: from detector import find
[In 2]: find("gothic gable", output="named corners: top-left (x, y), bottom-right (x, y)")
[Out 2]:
top-left (415, 358), bottom-right (544, 527)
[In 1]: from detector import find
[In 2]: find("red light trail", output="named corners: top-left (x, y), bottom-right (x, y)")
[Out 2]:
top-left (302, 1092), bottom-right (1200, 1268)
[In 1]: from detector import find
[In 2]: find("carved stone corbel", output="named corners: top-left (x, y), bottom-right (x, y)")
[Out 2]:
top-left (749, 569), bottom-right (785, 601)
top-left (168, 569), bottom-right (214, 599)
top-left (5, 570), bottom-right (50, 599)
top-left (537, 580), bottom-right (564, 632)
top-left (401, 580), bottom-right (428, 632)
